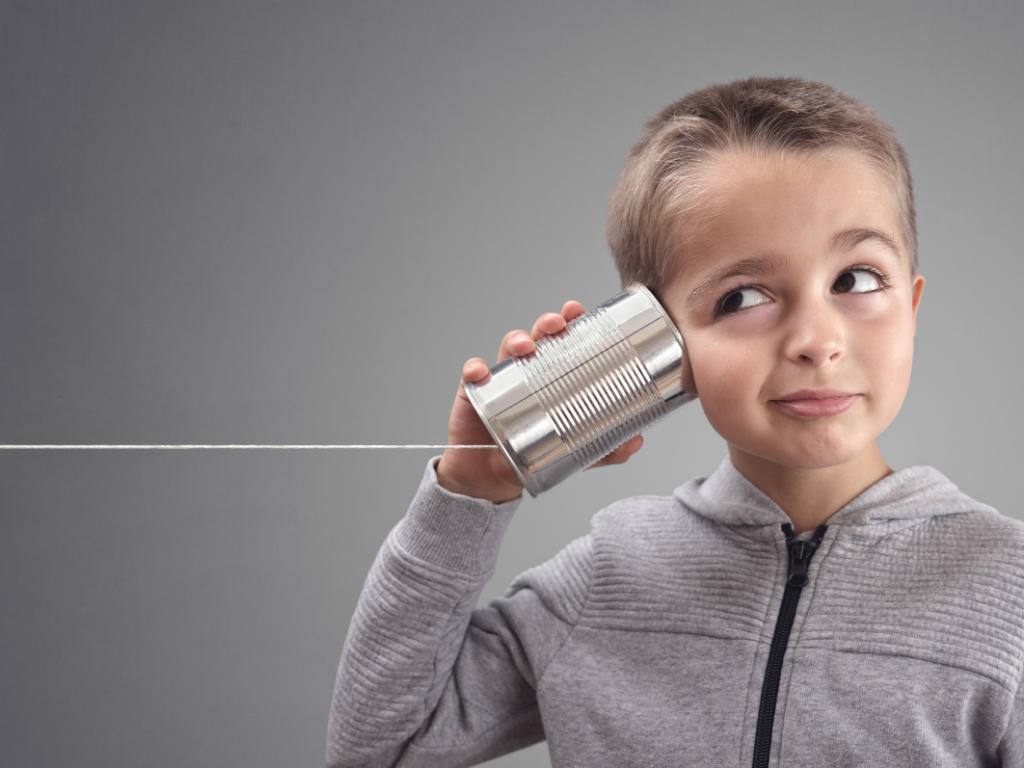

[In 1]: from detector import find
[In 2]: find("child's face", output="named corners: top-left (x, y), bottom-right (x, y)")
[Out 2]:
top-left (659, 150), bottom-right (925, 472)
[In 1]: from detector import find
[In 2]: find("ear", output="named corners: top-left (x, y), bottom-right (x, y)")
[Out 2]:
top-left (910, 273), bottom-right (925, 334)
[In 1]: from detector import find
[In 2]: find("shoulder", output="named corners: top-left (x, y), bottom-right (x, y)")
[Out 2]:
top-left (586, 491), bottom-right (733, 587)
top-left (589, 491), bottom-right (712, 550)
top-left (922, 506), bottom-right (1024, 572)
top-left (836, 494), bottom-right (1024, 651)
top-left (825, 503), bottom-right (1024, 689)
top-left (948, 507), bottom-right (1024, 536)
top-left (506, 534), bottom-right (594, 624)
top-left (852, 465), bottom-right (1024, 572)
top-left (592, 491), bottom-right (696, 532)
top-left (894, 468), bottom-right (1024, 563)
top-left (506, 492), bottom-right (709, 620)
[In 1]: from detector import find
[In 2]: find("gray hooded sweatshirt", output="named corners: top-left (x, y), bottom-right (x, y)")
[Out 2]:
top-left (329, 457), bottom-right (1024, 767)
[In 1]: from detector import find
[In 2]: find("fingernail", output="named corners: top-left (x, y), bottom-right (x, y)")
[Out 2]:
top-left (515, 333), bottom-right (532, 344)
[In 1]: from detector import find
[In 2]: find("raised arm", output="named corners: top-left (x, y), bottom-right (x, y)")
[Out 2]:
top-left (329, 300), bottom-right (635, 767)
top-left (328, 458), bottom-right (593, 767)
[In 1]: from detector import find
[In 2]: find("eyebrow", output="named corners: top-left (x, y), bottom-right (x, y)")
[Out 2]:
top-left (831, 228), bottom-right (902, 260)
top-left (687, 229), bottom-right (903, 300)
top-left (688, 254), bottom-right (788, 299)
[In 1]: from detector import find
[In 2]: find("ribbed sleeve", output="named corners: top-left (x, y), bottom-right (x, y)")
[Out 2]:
top-left (327, 458), bottom-right (594, 768)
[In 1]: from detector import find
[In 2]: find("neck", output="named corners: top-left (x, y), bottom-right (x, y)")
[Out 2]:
top-left (727, 442), bottom-right (893, 535)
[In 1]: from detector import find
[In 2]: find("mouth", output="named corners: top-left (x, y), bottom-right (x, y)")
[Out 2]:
top-left (770, 389), bottom-right (861, 418)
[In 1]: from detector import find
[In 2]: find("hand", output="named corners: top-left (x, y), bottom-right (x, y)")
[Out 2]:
top-left (435, 301), bottom-right (646, 503)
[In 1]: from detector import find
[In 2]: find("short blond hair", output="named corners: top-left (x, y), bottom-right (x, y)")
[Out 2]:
top-left (606, 77), bottom-right (916, 291)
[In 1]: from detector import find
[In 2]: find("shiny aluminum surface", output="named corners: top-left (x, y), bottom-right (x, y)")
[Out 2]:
top-left (463, 285), bottom-right (695, 497)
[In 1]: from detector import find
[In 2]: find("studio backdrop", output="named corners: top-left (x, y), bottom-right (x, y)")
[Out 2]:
top-left (2, 2), bottom-right (1021, 767)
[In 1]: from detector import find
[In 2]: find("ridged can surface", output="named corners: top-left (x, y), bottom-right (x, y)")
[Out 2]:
top-left (463, 285), bottom-right (694, 497)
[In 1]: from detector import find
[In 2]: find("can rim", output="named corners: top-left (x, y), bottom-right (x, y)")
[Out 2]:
top-left (462, 379), bottom-right (542, 498)
top-left (631, 284), bottom-right (687, 355)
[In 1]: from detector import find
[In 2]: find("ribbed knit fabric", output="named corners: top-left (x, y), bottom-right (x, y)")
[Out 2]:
top-left (329, 456), bottom-right (1024, 768)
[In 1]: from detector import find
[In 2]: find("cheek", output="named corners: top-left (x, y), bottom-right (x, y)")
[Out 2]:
top-left (854, 309), bottom-right (916, 392)
top-left (689, 336), bottom-right (768, 416)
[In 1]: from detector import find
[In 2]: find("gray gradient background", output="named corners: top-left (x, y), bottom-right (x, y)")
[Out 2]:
top-left (2, 1), bottom-right (1022, 766)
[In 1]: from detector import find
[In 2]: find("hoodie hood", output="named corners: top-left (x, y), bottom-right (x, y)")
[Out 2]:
top-left (673, 455), bottom-right (998, 528)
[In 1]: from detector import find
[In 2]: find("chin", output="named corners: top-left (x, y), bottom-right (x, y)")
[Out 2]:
top-left (739, 432), bottom-right (871, 471)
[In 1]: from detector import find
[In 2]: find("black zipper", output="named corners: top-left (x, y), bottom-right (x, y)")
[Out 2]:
top-left (750, 522), bottom-right (828, 768)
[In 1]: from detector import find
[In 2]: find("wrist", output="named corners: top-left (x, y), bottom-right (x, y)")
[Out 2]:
top-left (435, 456), bottom-right (522, 504)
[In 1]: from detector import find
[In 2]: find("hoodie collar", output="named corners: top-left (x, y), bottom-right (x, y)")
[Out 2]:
top-left (673, 455), bottom-right (998, 528)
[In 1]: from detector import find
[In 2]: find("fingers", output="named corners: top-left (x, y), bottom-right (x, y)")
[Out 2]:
top-left (529, 311), bottom-right (567, 340)
top-left (496, 329), bottom-right (536, 363)
top-left (457, 357), bottom-right (491, 400)
top-left (588, 435), bottom-right (644, 469)
top-left (497, 301), bottom-right (584, 363)
top-left (561, 300), bottom-right (585, 322)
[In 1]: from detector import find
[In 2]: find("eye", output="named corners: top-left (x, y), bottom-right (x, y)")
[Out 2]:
top-left (833, 269), bottom-right (884, 294)
top-left (718, 287), bottom-right (771, 315)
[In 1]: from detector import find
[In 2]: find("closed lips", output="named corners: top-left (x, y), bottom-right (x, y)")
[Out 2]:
top-left (771, 390), bottom-right (861, 417)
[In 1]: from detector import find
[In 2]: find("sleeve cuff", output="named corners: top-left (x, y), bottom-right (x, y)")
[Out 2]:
top-left (392, 456), bottom-right (523, 575)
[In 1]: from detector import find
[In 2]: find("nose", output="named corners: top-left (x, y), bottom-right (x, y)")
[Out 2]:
top-left (783, 297), bottom-right (844, 367)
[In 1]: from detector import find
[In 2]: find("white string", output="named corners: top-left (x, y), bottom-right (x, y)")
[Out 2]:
top-left (0, 444), bottom-right (498, 450)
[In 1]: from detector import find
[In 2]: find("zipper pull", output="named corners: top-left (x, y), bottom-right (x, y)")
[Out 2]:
top-left (781, 523), bottom-right (828, 587)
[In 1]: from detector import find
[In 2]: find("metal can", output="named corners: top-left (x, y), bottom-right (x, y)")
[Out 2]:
top-left (463, 285), bottom-right (695, 497)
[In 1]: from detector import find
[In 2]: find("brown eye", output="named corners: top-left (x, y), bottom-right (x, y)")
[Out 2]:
top-left (833, 270), bottom-right (882, 294)
top-left (721, 291), bottom-right (745, 313)
top-left (718, 288), bottom-right (771, 315)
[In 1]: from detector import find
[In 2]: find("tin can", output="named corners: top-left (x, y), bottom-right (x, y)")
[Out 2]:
top-left (463, 285), bottom-right (695, 497)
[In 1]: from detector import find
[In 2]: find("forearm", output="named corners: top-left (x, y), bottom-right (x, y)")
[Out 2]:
top-left (328, 458), bottom-right (521, 768)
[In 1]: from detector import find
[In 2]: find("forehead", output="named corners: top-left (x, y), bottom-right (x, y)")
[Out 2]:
top-left (666, 148), bottom-right (906, 282)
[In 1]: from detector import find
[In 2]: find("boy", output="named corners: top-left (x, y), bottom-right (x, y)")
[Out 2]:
top-left (328, 77), bottom-right (1024, 767)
